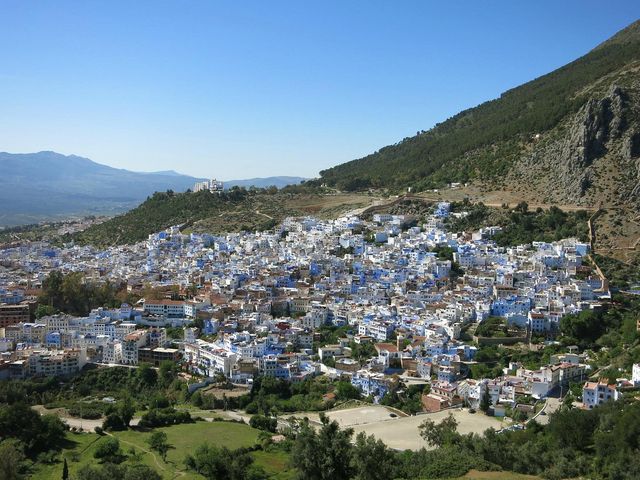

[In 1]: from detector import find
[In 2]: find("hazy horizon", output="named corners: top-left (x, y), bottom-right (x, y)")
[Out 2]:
top-left (0, 150), bottom-right (308, 181)
top-left (1, 1), bottom-right (638, 179)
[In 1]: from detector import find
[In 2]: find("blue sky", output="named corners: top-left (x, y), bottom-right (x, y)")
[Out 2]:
top-left (1, 1), bottom-right (638, 180)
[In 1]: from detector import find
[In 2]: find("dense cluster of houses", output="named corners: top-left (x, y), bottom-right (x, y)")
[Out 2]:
top-left (0, 203), bottom-right (624, 412)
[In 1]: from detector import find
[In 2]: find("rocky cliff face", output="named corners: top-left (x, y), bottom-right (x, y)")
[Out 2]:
top-left (508, 77), bottom-right (640, 210)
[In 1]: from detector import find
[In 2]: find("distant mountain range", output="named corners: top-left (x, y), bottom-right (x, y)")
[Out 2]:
top-left (0, 151), bottom-right (305, 226)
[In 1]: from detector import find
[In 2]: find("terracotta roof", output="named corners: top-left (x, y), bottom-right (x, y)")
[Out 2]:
top-left (375, 343), bottom-right (398, 353)
top-left (145, 299), bottom-right (184, 306)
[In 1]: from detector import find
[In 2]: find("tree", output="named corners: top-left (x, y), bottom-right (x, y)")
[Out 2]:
top-left (62, 457), bottom-right (69, 480)
top-left (118, 395), bottom-right (135, 427)
top-left (0, 403), bottom-right (66, 455)
top-left (123, 464), bottom-right (162, 480)
top-left (350, 341), bottom-right (376, 363)
top-left (249, 415), bottom-right (277, 433)
top-left (480, 386), bottom-right (491, 414)
top-left (559, 309), bottom-right (606, 348)
top-left (335, 381), bottom-right (361, 401)
top-left (35, 304), bottom-right (57, 319)
top-left (351, 432), bottom-right (397, 480)
top-left (158, 361), bottom-right (177, 387)
top-left (0, 440), bottom-right (24, 480)
top-left (291, 414), bottom-right (354, 480)
top-left (147, 431), bottom-right (170, 462)
top-left (418, 413), bottom-right (461, 448)
top-left (562, 392), bottom-right (575, 411)
top-left (127, 447), bottom-right (143, 463)
top-left (39, 270), bottom-right (121, 316)
top-left (103, 413), bottom-right (126, 431)
top-left (515, 201), bottom-right (529, 213)
top-left (94, 436), bottom-right (121, 462)
top-left (76, 464), bottom-right (115, 480)
top-left (61, 272), bottom-right (90, 315)
top-left (149, 394), bottom-right (170, 409)
top-left (41, 270), bottom-right (64, 309)
top-left (138, 363), bottom-right (158, 387)
top-left (138, 407), bottom-right (191, 428)
top-left (184, 444), bottom-right (265, 480)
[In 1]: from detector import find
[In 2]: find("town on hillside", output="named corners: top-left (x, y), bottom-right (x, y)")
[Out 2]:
top-left (0, 202), bottom-right (630, 419)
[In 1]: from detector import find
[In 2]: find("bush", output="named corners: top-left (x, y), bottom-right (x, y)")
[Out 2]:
top-left (94, 437), bottom-right (121, 462)
top-left (184, 443), bottom-right (266, 479)
top-left (36, 450), bottom-right (58, 464)
top-left (138, 407), bottom-right (193, 428)
top-left (249, 415), bottom-right (278, 433)
top-left (68, 402), bottom-right (104, 419)
top-left (102, 413), bottom-right (126, 431)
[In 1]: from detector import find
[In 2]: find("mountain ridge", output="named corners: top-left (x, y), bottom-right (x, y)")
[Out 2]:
top-left (0, 151), bottom-right (305, 226)
top-left (315, 19), bottom-right (640, 211)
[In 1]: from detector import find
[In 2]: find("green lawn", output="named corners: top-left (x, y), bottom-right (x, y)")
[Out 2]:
top-left (253, 450), bottom-right (296, 480)
top-left (113, 421), bottom-right (261, 466)
top-left (29, 431), bottom-right (102, 480)
top-left (29, 421), bottom-right (293, 480)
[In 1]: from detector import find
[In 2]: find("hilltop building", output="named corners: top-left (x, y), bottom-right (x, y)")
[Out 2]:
top-left (194, 179), bottom-right (224, 194)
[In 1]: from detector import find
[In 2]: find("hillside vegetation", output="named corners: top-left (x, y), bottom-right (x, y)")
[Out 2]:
top-left (315, 20), bottom-right (640, 207)
top-left (446, 202), bottom-right (590, 247)
top-left (68, 189), bottom-right (371, 247)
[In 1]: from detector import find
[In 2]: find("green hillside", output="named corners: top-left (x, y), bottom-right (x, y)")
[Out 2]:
top-left (66, 190), bottom-right (283, 246)
top-left (315, 20), bottom-right (640, 192)
top-left (67, 189), bottom-right (370, 246)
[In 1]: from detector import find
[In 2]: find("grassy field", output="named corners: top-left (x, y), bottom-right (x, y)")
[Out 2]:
top-left (252, 450), bottom-right (297, 480)
top-left (29, 420), bottom-right (293, 480)
top-left (30, 431), bottom-right (105, 480)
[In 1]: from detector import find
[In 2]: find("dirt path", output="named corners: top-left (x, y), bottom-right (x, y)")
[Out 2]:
top-left (341, 189), bottom-right (595, 220)
top-left (255, 210), bottom-right (274, 220)
top-left (32, 405), bottom-right (141, 432)
top-left (106, 431), bottom-right (167, 472)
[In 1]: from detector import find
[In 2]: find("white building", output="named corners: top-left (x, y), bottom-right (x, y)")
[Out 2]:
top-left (194, 179), bottom-right (224, 194)
top-left (633, 363), bottom-right (640, 386)
top-left (103, 341), bottom-right (123, 364)
top-left (582, 380), bottom-right (619, 409)
top-left (122, 330), bottom-right (148, 365)
top-left (184, 340), bottom-right (238, 377)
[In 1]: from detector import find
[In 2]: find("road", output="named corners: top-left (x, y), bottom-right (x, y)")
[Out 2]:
top-left (34, 404), bottom-right (243, 433)
top-left (36, 400), bottom-right (547, 451)
top-left (34, 405), bottom-right (141, 432)
top-left (533, 397), bottom-right (561, 426)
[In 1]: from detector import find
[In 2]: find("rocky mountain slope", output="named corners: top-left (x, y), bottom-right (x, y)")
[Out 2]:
top-left (507, 80), bottom-right (640, 207)
top-left (316, 20), bottom-right (640, 213)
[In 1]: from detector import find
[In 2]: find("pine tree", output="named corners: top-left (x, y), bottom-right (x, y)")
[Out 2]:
top-left (480, 386), bottom-right (491, 414)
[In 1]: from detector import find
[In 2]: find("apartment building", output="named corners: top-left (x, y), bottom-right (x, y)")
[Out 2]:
top-left (0, 303), bottom-right (31, 328)
top-left (583, 380), bottom-right (619, 409)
